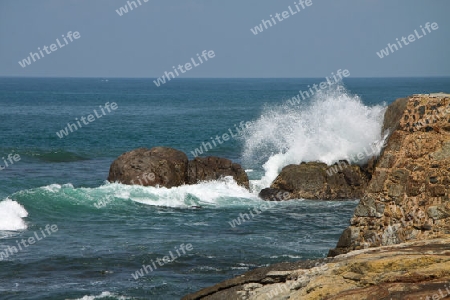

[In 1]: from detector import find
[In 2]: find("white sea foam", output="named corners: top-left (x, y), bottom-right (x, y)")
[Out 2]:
top-left (38, 177), bottom-right (260, 209)
top-left (241, 85), bottom-right (386, 191)
top-left (0, 198), bottom-right (28, 231)
top-left (67, 291), bottom-right (130, 300)
top-left (119, 176), bottom-right (259, 208)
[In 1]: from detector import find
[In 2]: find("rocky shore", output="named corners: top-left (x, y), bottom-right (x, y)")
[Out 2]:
top-left (183, 93), bottom-right (450, 299)
top-left (330, 93), bottom-right (450, 256)
top-left (183, 236), bottom-right (450, 300)
top-left (106, 94), bottom-right (449, 299)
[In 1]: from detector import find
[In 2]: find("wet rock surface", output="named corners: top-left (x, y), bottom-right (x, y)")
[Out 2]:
top-left (260, 161), bottom-right (370, 201)
top-left (108, 147), bottom-right (249, 188)
top-left (188, 156), bottom-right (249, 188)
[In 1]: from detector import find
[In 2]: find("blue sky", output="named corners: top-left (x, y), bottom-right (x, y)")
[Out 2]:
top-left (0, 0), bottom-right (449, 77)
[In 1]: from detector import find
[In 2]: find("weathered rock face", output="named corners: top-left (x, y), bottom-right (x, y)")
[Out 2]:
top-left (108, 147), bottom-right (249, 188)
top-left (330, 94), bottom-right (450, 256)
top-left (107, 147), bottom-right (189, 188)
top-left (188, 157), bottom-right (249, 188)
top-left (183, 236), bottom-right (450, 300)
top-left (259, 161), bottom-right (370, 200)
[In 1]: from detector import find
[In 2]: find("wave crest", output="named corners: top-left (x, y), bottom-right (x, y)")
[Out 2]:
top-left (14, 177), bottom-right (259, 210)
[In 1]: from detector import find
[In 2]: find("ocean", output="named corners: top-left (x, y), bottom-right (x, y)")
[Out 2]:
top-left (0, 77), bottom-right (449, 300)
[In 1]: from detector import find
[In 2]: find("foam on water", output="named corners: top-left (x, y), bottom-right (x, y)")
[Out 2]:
top-left (0, 198), bottom-right (28, 231)
top-left (67, 291), bottom-right (130, 300)
top-left (241, 85), bottom-right (386, 191)
top-left (121, 176), bottom-right (259, 208)
top-left (29, 177), bottom-right (259, 209)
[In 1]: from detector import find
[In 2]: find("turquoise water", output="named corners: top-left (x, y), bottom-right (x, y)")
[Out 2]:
top-left (0, 77), bottom-right (449, 299)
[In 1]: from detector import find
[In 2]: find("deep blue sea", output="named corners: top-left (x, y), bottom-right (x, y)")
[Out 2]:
top-left (0, 77), bottom-right (449, 300)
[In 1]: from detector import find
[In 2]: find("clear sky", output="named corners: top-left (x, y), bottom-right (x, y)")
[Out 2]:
top-left (0, 0), bottom-right (449, 78)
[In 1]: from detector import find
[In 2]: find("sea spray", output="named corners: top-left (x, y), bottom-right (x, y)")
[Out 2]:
top-left (240, 85), bottom-right (386, 192)
top-left (0, 198), bottom-right (28, 231)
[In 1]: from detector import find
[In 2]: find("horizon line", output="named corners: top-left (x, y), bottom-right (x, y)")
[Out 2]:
top-left (1, 75), bottom-right (449, 79)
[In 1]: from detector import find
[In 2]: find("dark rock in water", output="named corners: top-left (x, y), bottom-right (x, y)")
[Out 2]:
top-left (258, 188), bottom-right (290, 201)
top-left (107, 147), bottom-right (249, 189)
top-left (107, 147), bottom-right (188, 188)
top-left (261, 161), bottom-right (370, 201)
top-left (188, 156), bottom-right (249, 188)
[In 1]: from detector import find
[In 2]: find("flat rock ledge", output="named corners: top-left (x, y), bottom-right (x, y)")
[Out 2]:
top-left (183, 236), bottom-right (450, 300)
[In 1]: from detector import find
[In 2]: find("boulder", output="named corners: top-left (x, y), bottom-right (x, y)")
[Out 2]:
top-left (258, 188), bottom-right (290, 201)
top-left (107, 147), bottom-right (189, 188)
top-left (259, 161), bottom-right (370, 200)
top-left (329, 93), bottom-right (450, 256)
top-left (188, 156), bottom-right (249, 188)
top-left (107, 147), bottom-right (249, 189)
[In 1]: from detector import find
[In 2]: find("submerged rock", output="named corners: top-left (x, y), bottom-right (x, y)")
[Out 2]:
top-left (330, 93), bottom-right (450, 256)
top-left (107, 147), bottom-right (249, 188)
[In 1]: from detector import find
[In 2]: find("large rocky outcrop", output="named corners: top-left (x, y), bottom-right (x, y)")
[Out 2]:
top-left (183, 236), bottom-right (450, 300)
top-left (259, 161), bottom-right (371, 200)
top-left (329, 93), bottom-right (450, 256)
top-left (107, 147), bottom-right (249, 188)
